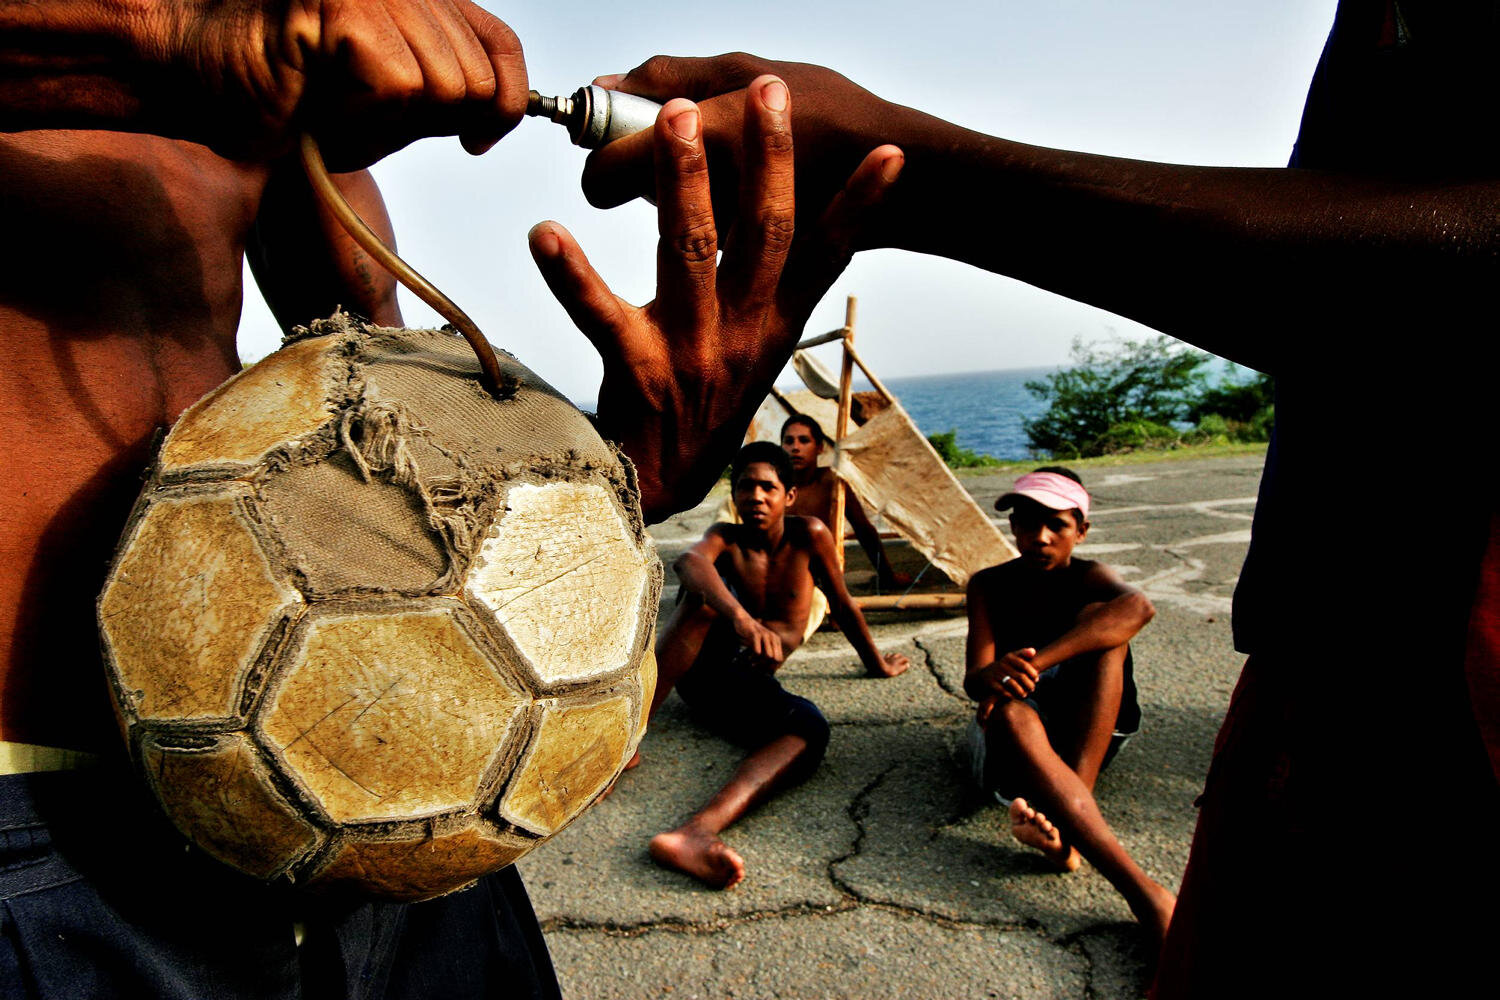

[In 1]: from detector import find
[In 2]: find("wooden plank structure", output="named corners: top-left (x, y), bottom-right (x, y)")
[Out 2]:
top-left (773, 296), bottom-right (1010, 612)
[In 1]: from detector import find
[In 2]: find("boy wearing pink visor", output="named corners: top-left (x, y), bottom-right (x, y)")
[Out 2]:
top-left (964, 467), bottom-right (1176, 949)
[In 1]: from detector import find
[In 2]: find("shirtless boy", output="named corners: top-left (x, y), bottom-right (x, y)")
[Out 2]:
top-left (780, 413), bottom-right (909, 591)
top-left (965, 468), bottom-right (1175, 948)
top-left (649, 442), bottom-right (908, 888)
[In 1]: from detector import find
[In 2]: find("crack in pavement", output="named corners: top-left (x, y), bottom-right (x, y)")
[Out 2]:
top-left (827, 762), bottom-right (893, 902)
top-left (915, 635), bottom-right (970, 702)
top-left (541, 898), bottom-right (1054, 940)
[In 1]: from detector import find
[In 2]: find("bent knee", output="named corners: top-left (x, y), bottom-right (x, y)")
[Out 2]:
top-left (784, 700), bottom-right (830, 781)
top-left (984, 697), bottom-right (1042, 741)
top-left (676, 591), bottom-right (721, 621)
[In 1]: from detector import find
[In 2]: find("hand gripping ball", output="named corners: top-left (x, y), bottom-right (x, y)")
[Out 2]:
top-left (97, 314), bottom-right (661, 901)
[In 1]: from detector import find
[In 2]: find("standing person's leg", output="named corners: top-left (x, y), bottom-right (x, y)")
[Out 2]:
top-left (985, 698), bottom-right (1175, 947)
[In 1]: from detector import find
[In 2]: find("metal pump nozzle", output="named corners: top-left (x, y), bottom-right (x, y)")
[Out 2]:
top-left (526, 86), bottom-right (664, 149)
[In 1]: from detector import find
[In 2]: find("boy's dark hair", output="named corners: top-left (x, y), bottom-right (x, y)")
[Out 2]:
top-left (732, 441), bottom-right (794, 488)
top-left (780, 413), bottom-right (827, 446)
top-left (1032, 465), bottom-right (1083, 485)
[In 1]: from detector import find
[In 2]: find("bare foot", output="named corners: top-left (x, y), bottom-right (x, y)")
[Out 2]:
top-left (1009, 797), bottom-right (1081, 872)
top-left (1132, 883), bottom-right (1177, 954)
top-left (624, 750), bottom-right (642, 771)
top-left (649, 823), bottom-right (746, 889)
top-left (869, 652), bottom-right (911, 678)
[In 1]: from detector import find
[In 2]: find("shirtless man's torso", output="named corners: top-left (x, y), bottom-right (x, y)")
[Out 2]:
top-left (0, 130), bottom-right (391, 755)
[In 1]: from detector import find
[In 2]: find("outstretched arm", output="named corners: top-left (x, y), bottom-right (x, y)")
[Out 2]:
top-left (582, 54), bottom-right (1500, 373)
top-left (529, 75), bottom-right (903, 522)
top-left (0, 0), bottom-right (527, 167)
top-left (809, 519), bottom-right (909, 678)
top-left (248, 160), bottom-right (403, 330)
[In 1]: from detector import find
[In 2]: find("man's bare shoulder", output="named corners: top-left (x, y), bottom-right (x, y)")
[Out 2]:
top-left (783, 514), bottom-right (830, 550)
top-left (702, 520), bottom-right (742, 548)
top-left (969, 560), bottom-right (1026, 593)
top-left (1072, 557), bottom-right (1135, 596)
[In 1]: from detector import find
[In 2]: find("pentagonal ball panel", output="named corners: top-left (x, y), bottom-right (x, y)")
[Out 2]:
top-left (307, 823), bottom-right (532, 901)
top-left (261, 608), bottom-right (526, 824)
top-left (465, 482), bottom-right (651, 687)
top-left (99, 490), bottom-right (300, 723)
top-left (159, 335), bottom-right (345, 473)
top-left (141, 732), bottom-right (323, 880)
top-left (499, 694), bottom-right (634, 836)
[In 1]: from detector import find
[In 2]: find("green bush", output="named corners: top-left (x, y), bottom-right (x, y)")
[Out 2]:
top-left (1024, 336), bottom-right (1211, 457)
top-left (927, 429), bottom-right (1000, 468)
top-left (1025, 336), bottom-right (1276, 457)
top-left (1187, 371), bottom-right (1273, 424)
top-left (1090, 419), bottom-right (1181, 455)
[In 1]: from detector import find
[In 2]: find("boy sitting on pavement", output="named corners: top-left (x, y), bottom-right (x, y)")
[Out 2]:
top-left (965, 468), bottom-right (1176, 947)
top-left (780, 413), bottom-right (911, 593)
top-left (649, 442), bottom-right (909, 888)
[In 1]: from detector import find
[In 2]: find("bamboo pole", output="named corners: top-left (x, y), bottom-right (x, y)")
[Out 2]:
top-left (769, 385), bottom-right (798, 415)
top-left (854, 593), bottom-right (967, 611)
top-left (830, 296), bottom-right (857, 572)
top-left (796, 328), bottom-right (849, 350)
top-left (844, 340), bottom-right (897, 405)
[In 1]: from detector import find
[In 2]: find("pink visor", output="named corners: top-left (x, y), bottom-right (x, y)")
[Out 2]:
top-left (996, 472), bottom-right (1090, 520)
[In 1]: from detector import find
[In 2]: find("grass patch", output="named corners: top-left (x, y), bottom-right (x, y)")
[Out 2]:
top-left (952, 439), bottom-right (1268, 476)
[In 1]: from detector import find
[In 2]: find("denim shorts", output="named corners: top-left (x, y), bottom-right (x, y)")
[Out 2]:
top-left (0, 766), bottom-right (558, 999)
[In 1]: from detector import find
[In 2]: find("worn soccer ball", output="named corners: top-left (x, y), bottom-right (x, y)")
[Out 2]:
top-left (97, 314), bottom-right (661, 901)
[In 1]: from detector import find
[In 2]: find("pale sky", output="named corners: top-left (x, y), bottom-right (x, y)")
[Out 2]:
top-left (238, 1), bottom-right (1339, 406)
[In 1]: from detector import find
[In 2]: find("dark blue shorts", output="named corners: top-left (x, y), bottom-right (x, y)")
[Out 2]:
top-left (676, 632), bottom-right (830, 781)
top-left (0, 766), bottom-right (559, 999)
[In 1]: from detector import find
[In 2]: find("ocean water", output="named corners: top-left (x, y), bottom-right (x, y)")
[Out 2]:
top-left (881, 367), bottom-right (1051, 462)
top-left (578, 361), bottom-right (1253, 464)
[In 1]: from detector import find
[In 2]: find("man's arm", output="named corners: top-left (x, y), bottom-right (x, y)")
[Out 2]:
top-left (963, 569), bottom-right (1035, 710)
top-left (582, 55), bottom-right (1500, 373)
top-left (807, 518), bottom-right (909, 678)
top-left (1028, 564), bottom-right (1155, 674)
top-left (674, 527), bottom-right (784, 664)
top-left (247, 161), bottom-right (403, 330)
top-left (842, 484), bottom-right (906, 589)
top-left (0, 0), bottom-right (527, 168)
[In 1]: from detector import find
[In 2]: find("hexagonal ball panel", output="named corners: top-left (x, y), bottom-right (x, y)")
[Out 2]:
top-left (307, 823), bottom-right (532, 901)
top-left (261, 609), bottom-right (526, 824)
top-left (100, 491), bottom-right (300, 722)
top-left (159, 335), bottom-right (344, 473)
top-left (634, 644), bottom-right (657, 747)
top-left (142, 732), bottom-right (322, 880)
top-left (499, 694), bottom-right (634, 836)
top-left (465, 482), bottom-right (651, 687)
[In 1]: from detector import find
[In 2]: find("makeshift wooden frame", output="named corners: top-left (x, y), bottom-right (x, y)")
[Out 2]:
top-left (779, 296), bottom-right (970, 612)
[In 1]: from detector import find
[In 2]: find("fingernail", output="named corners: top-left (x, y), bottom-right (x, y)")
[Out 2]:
top-left (528, 223), bottom-right (560, 257)
top-left (669, 108), bottom-right (699, 140)
top-left (593, 73), bottom-right (626, 89)
top-left (760, 78), bottom-right (788, 112)
top-left (881, 153), bottom-right (905, 184)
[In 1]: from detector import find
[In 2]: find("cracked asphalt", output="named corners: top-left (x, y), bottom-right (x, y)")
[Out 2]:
top-left (519, 452), bottom-right (1265, 999)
